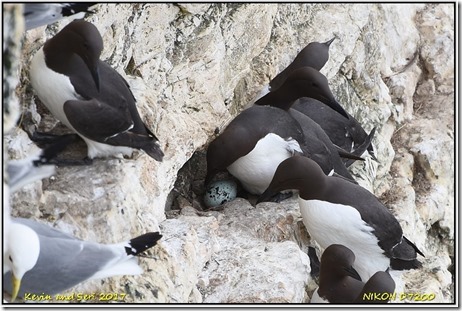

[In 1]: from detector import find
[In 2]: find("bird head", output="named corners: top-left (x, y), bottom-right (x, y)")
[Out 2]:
top-left (5, 223), bottom-right (40, 302)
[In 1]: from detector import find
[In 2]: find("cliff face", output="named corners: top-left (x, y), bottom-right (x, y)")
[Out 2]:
top-left (4, 3), bottom-right (454, 303)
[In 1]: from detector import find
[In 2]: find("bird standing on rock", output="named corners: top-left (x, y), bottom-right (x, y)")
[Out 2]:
top-left (258, 156), bottom-right (424, 281)
top-left (267, 36), bottom-right (377, 164)
top-left (29, 20), bottom-right (164, 162)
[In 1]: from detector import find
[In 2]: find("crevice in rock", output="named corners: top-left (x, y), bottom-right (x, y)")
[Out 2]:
top-left (427, 220), bottom-right (451, 246)
top-left (411, 152), bottom-right (433, 197)
top-left (225, 3), bottom-right (246, 17)
top-left (165, 149), bottom-right (208, 213)
top-left (448, 255), bottom-right (454, 285)
top-left (125, 56), bottom-right (143, 78)
top-left (4, 3), bottom-right (453, 303)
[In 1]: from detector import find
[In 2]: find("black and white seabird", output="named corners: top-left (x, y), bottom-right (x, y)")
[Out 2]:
top-left (287, 109), bottom-right (359, 182)
top-left (310, 244), bottom-right (396, 304)
top-left (3, 217), bottom-right (162, 301)
top-left (292, 97), bottom-right (377, 165)
top-left (258, 156), bottom-right (424, 281)
top-left (23, 3), bottom-right (97, 31)
top-left (255, 66), bottom-right (364, 170)
top-left (206, 105), bottom-right (306, 195)
top-left (205, 105), bottom-right (356, 196)
top-left (256, 66), bottom-right (347, 117)
top-left (206, 67), bottom-right (358, 195)
top-left (29, 20), bottom-right (164, 161)
top-left (270, 37), bottom-right (335, 91)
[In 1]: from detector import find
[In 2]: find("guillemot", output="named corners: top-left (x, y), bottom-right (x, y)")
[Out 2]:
top-left (255, 66), bottom-right (364, 169)
top-left (258, 156), bottom-right (424, 281)
top-left (270, 37), bottom-right (336, 91)
top-left (29, 20), bottom-right (164, 161)
top-left (292, 97), bottom-right (377, 165)
top-left (206, 67), bottom-right (359, 195)
top-left (255, 66), bottom-right (347, 117)
top-left (310, 244), bottom-right (396, 304)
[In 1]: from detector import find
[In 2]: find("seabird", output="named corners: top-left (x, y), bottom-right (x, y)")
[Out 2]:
top-left (354, 271), bottom-right (396, 303)
top-left (3, 217), bottom-right (162, 301)
top-left (292, 97), bottom-right (377, 165)
top-left (205, 101), bottom-right (356, 195)
top-left (258, 156), bottom-right (424, 281)
top-left (287, 108), bottom-right (359, 182)
top-left (4, 139), bottom-right (70, 257)
top-left (270, 37), bottom-right (335, 91)
top-left (23, 3), bottom-right (97, 31)
top-left (206, 67), bottom-right (361, 195)
top-left (7, 156), bottom-right (55, 194)
top-left (310, 244), bottom-right (396, 304)
top-left (206, 105), bottom-right (306, 195)
top-left (255, 66), bottom-right (364, 170)
top-left (255, 67), bottom-right (347, 118)
top-left (6, 135), bottom-right (78, 192)
top-left (29, 20), bottom-right (164, 161)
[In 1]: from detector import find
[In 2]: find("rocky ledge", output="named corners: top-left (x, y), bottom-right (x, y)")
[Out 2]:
top-left (4, 3), bottom-right (454, 303)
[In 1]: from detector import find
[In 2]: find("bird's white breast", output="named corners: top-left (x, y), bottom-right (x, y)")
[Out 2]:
top-left (29, 48), bottom-right (80, 131)
top-left (29, 48), bottom-right (135, 159)
top-left (227, 133), bottom-right (302, 194)
top-left (299, 199), bottom-right (390, 281)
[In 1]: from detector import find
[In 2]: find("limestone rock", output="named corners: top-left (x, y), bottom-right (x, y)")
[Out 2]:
top-left (199, 198), bottom-right (311, 303)
top-left (3, 4), bottom-right (24, 134)
top-left (4, 3), bottom-right (454, 304)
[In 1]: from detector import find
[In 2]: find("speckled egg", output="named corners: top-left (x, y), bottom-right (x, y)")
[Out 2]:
top-left (204, 180), bottom-right (238, 208)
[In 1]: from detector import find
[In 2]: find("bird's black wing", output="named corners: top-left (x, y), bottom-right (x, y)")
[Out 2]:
top-left (64, 98), bottom-right (133, 143)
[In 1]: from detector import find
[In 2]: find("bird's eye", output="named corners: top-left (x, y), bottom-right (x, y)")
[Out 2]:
top-left (9, 255), bottom-right (13, 263)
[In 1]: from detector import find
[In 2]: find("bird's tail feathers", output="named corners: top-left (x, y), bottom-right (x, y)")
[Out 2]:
top-left (390, 258), bottom-right (422, 270)
top-left (389, 236), bottom-right (424, 271)
top-left (403, 236), bottom-right (425, 257)
top-left (61, 3), bottom-right (98, 16)
top-left (141, 141), bottom-right (164, 162)
top-left (106, 132), bottom-right (164, 162)
top-left (125, 232), bottom-right (162, 256)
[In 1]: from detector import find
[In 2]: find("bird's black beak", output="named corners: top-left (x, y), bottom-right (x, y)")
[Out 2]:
top-left (344, 265), bottom-right (362, 281)
top-left (324, 37), bottom-right (336, 47)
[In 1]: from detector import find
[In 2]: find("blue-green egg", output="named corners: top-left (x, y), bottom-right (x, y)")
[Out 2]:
top-left (204, 180), bottom-right (238, 208)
